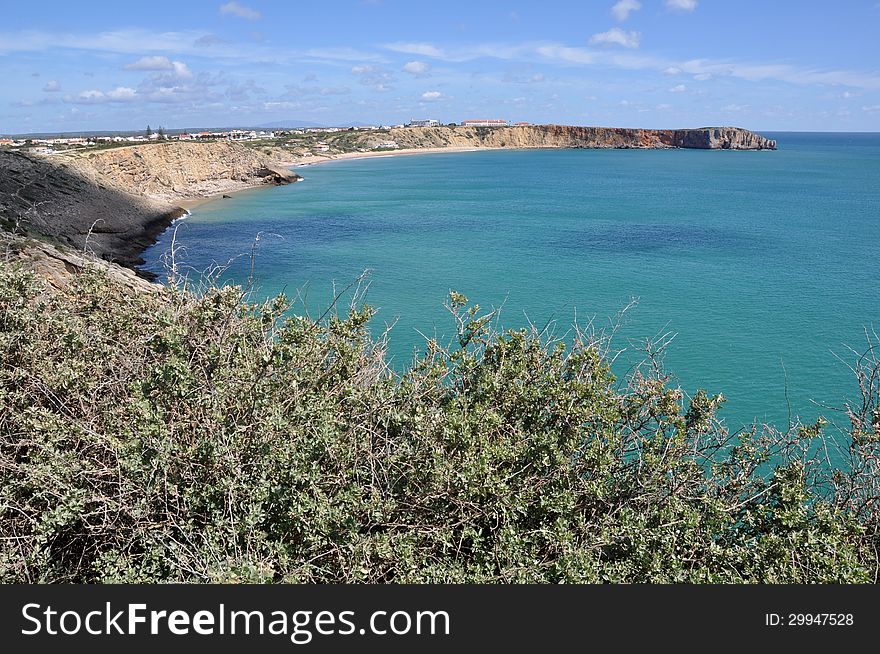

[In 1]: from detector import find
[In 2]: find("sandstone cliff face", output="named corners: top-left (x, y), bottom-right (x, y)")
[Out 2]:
top-left (0, 142), bottom-right (299, 277)
top-left (669, 127), bottom-right (777, 150)
top-left (0, 149), bottom-right (181, 271)
top-left (365, 125), bottom-right (776, 151)
top-left (63, 140), bottom-right (300, 203)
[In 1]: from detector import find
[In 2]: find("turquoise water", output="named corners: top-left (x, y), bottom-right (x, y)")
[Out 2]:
top-left (143, 133), bottom-right (880, 431)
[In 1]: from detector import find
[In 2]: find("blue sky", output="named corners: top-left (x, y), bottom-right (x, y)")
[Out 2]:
top-left (2, 0), bottom-right (879, 134)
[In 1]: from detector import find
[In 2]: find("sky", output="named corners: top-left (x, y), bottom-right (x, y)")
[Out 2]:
top-left (1, 0), bottom-right (879, 134)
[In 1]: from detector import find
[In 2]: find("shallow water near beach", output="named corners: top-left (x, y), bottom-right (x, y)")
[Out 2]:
top-left (143, 132), bottom-right (880, 433)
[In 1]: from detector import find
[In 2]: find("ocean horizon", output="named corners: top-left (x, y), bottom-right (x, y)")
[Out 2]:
top-left (143, 131), bottom-right (880, 433)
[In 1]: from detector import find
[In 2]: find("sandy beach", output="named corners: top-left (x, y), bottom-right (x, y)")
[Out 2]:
top-left (282, 145), bottom-right (503, 168)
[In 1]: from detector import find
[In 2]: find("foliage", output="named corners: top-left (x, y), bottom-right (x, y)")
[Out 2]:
top-left (1, 262), bottom-right (878, 583)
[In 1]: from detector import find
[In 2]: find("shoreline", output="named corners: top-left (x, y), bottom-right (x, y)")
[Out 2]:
top-left (284, 145), bottom-right (504, 168)
top-left (2, 125), bottom-right (777, 285)
top-left (175, 146), bottom-right (507, 211)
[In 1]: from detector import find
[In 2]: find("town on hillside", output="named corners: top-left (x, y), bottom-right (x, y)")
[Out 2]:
top-left (0, 119), bottom-right (531, 156)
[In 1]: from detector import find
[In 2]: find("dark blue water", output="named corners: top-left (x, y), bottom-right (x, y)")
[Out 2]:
top-left (143, 132), bottom-right (880, 431)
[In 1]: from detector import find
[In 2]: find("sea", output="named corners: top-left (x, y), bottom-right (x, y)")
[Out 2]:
top-left (142, 132), bottom-right (880, 432)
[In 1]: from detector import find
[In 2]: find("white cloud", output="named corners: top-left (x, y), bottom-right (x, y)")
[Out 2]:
top-left (352, 64), bottom-right (393, 90)
top-left (503, 71), bottom-right (546, 84)
top-left (403, 60), bottom-right (431, 76)
top-left (304, 47), bottom-right (386, 63)
top-left (383, 41), bottom-right (530, 63)
top-left (385, 42), bottom-right (447, 59)
top-left (69, 86), bottom-right (138, 104)
top-left (42, 80), bottom-right (60, 92)
top-left (668, 84), bottom-right (686, 93)
top-left (219, 1), bottom-right (261, 20)
top-left (611, 0), bottom-right (641, 21)
top-left (284, 84), bottom-right (350, 97)
top-left (414, 40), bottom-right (880, 90)
top-left (193, 34), bottom-right (226, 48)
top-left (125, 56), bottom-right (192, 79)
top-left (530, 43), bottom-right (880, 89)
top-left (421, 90), bottom-right (444, 100)
top-left (665, 0), bottom-right (697, 11)
top-left (535, 45), bottom-right (595, 65)
top-left (589, 28), bottom-right (641, 49)
top-left (125, 55), bottom-right (173, 70)
top-left (76, 90), bottom-right (104, 102)
top-left (107, 86), bottom-right (138, 100)
top-left (0, 29), bottom-right (388, 69)
top-left (171, 61), bottom-right (193, 79)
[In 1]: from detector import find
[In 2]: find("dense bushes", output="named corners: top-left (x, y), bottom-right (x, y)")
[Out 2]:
top-left (1, 262), bottom-right (878, 583)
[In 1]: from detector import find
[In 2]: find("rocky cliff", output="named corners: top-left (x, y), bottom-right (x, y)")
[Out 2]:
top-left (669, 127), bottom-right (777, 150)
top-left (362, 125), bottom-right (776, 151)
top-left (61, 140), bottom-right (301, 203)
top-left (2, 230), bottom-right (160, 293)
top-left (0, 142), bottom-right (299, 277)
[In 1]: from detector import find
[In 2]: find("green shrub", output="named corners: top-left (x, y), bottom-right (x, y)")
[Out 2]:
top-left (1, 262), bottom-right (878, 583)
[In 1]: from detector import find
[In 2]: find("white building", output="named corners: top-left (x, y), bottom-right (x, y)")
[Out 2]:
top-left (408, 119), bottom-right (439, 128)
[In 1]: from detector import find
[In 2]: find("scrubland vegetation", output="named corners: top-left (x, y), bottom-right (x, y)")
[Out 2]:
top-left (1, 262), bottom-right (878, 583)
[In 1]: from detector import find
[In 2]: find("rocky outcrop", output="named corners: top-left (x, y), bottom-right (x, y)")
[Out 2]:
top-left (0, 142), bottom-right (300, 278)
top-left (669, 128), bottom-right (777, 150)
top-left (362, 125), bottom-right (776, 151)
top-left (2, 230), bottom-right (160, 293)
top-left (0, 149), bottom-right (183, 273)
top-left (62, 140), bottom-right (302, 203)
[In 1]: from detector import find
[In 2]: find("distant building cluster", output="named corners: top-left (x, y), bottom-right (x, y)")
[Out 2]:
top-left (0, 129), bottom-right (279, 155)
top-left (174, 129), bottom-right (275, 141)
top-left (403, 119), bottom-right (532, 128)
top-left (0, 119), bottom-right (539, 156)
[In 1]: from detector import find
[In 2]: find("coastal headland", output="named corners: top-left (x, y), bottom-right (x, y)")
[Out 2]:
top-left (0, 125), bottom-right (775, 285)
top-left (353, 124), bottom-right (777, 152)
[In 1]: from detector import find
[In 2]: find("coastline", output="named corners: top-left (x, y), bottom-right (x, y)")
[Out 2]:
top-left (284, 145), bottom-right (504, 168)
top-left (175, 183), bottom-right (272, 210)
top-left (2, 126), bottom-right (777, 283)
top-left (177, 147), bottom-right (506, 211)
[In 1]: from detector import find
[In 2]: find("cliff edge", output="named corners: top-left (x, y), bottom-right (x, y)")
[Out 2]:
top-left (360, 125), bottom-right (776, 151)
top-left (0, 141), bottom-right (300, 277)
top-left (62, 140), bottom-right (301, 203)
